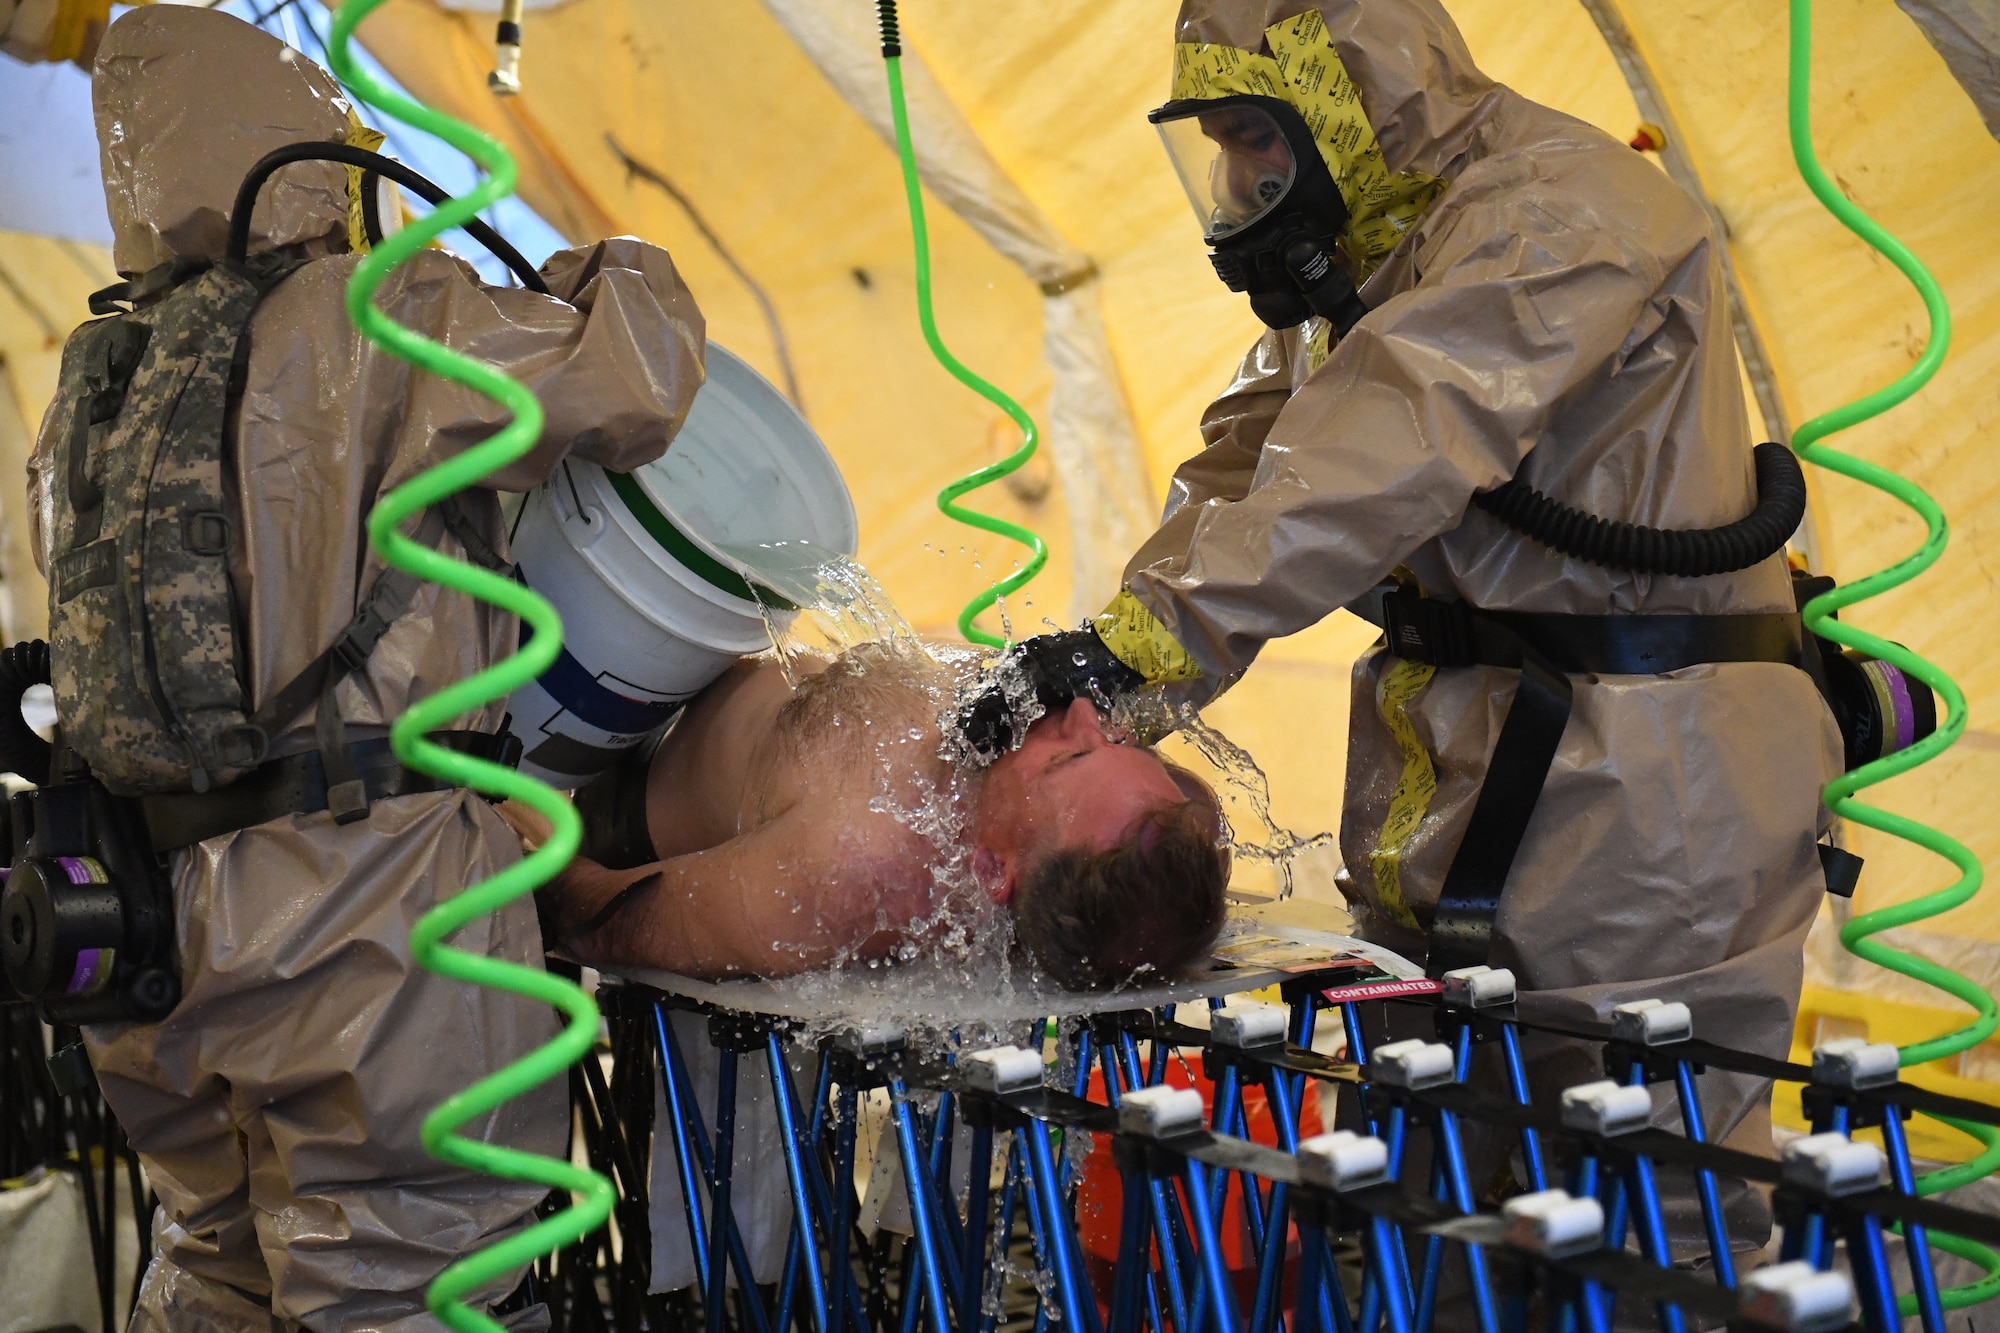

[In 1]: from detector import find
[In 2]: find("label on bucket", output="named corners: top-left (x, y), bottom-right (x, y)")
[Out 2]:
top-left (510, 624), bottom-right (690, 785)
top-left (511, 676), bottom-right (684, 786)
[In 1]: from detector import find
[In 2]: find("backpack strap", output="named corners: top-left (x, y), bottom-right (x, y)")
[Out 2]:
top-left (251, 495), bottom-right (510, 823)
top-left (86, 257), bottom-right (215, 317)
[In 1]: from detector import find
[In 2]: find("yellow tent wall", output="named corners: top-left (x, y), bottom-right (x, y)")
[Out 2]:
top-left (0, 231), bottom-right (117, 644)
top-left (3, 0), bottom-right (1998, 1143)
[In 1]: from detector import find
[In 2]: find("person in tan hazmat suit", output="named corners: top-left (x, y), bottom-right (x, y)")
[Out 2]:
top-left (961, 0), bottom-right (1843, 1269)
top-left (26, 7), bottom-right (706, 1329)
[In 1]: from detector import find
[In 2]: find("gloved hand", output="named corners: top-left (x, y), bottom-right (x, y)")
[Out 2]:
top-left (956, 628), bottom-right (1146, 759)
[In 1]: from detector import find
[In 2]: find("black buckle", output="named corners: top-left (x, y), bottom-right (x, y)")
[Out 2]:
top-left (87, 281), bottom-right (136, 317)
top-left (331, 605), bottom-right (393, 674)
top-left (1382, 590), bottom-right (1477, 668)
top-left (327, 778), bottom-right (370, 825)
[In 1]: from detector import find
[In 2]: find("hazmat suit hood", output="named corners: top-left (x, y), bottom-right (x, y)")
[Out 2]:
top-left (93, 4), bottom-right (356, 276)
top-left (1169, 0), bottom-right (1503, 277)
top-left (1178, 0), bottom-right (1499, 175)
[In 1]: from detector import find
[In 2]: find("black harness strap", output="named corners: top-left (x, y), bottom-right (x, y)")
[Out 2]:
top-left (141, 730), bottom-right (521, 851)
top-left (1427, 645), bottom-right (1572, 977)
top-left (251, 496), bottom-right (508, 823)
top-left (1374, 587), bottom-right (1804, 977)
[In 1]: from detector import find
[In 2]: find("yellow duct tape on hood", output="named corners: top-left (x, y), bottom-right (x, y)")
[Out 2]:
top-left (1171, 11), bottom-right (1445, 278)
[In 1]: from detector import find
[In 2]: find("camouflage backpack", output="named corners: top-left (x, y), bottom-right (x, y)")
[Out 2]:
top-left (38, 257), bottom-right (306, 795)
top-left (40, 256), bottom-right (501, 799)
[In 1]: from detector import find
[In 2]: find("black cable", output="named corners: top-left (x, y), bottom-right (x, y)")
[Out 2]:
top-left (277, 4), bottom-right (526, 288)
top-left (60, 1076), bottom-right (111, 1333)
top-left (245, 0), bottom-right (301, 28)
top-left (98, 1101), bottom-right (117, 1332)
top-left (1471, 441), bottom-right (1808, 577)
top-left (878, 0), bottom-right (901, 57)
top-left (0, 640), bottom-right (53, 786)
top-left (228, 143), bottom-right (549, 294)
top-left (125, 1148), bottom-right (152, 1319)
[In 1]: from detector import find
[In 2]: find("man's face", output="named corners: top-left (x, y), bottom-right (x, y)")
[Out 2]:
top-left (972, 699), bottom-right (1187, 900)
top-left (1201, 105), bottom-right (1295, 228)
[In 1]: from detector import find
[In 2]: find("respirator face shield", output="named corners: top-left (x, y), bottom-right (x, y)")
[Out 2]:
top-left (1154, 100), bottom-right (1300, 241)
top-left (1148, 95), bottom-right (1366, 334)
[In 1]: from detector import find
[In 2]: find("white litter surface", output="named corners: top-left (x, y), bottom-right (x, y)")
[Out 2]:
top-left (616, 905), bottom-right (1422, 1030)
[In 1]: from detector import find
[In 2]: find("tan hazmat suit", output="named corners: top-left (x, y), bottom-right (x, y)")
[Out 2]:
top-left (26, 8), bottom-right (706, 1330)
top-left (1118, 0), bottom-right (1842, 1258)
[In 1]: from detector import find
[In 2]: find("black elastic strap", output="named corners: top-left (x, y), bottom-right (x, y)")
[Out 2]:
top-left (437, 494), bottom-right (510, 573)
top-left (566, 870), bottom-right (662, 943)
top-left (252, 506), bottom-right (452, 741)
top-left (1426, 643), bottom-right (1574, 978)
top-left (1474, 607), bottom-right (1801, 674)
top-left (1819, 842), bottom-right (1864, 898)
top-left (86, 258), bottom-right (213, 317)
top-left (86, 280), bottom-right (133, 318)
top-left (317, 669), bottom-right (368, 824)
top-left (141, 730), bottom-right (520, 851)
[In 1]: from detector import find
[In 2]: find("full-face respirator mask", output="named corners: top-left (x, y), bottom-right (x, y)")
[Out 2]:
top-left (1149, 95), bottom-right (1369, 335)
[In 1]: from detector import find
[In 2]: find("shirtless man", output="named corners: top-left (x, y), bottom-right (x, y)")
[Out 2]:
top-left (520, 644), bottom-right (1229, 988)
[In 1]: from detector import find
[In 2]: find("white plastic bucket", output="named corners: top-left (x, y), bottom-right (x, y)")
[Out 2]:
top-left (507, 344), bottom-right (857, 787)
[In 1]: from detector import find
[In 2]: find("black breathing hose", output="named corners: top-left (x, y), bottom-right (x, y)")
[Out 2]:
top-left (227, 142), bottom-right (550, 294)
top-left (0, 640), bottom-right (53, 787)
top-left (1472, 442), bottom-right (1809, 577)
top-left (877, 0), bottom-right (900, 57)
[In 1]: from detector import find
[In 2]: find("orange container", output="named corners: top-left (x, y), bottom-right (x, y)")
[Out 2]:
top-left (1072, 1059), bottom-right (1322, 1308)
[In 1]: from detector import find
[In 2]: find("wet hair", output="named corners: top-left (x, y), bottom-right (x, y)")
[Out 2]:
top-left (1011, 765), bottom-right (1230, 991)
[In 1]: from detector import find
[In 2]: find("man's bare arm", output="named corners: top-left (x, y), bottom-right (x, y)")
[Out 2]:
top-left (539, 802), bottom-right (934, 979)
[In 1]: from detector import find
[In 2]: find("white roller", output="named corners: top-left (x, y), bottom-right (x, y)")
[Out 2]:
top-left (1740, 1261), bottom-right (1856, 1333)
top-left (961, 1046), bottom-right (1044, 1096)
top-left (836, 1023), bottom-right (908, 1057)
top-left (1781, 1132), bottom-right (1886, 1197)
top-left (1118, 1085), bottom-right (1205, 1139)
top-left (1812, 1037), bottom-right (1900, 1090)
top-left (1371, 1039), bottom-right (1455, 1090)
top-left (1297, 1131), bottom-right (1390, 1192)
top-left (1560, 1080), bottom-right (1654, 1137)
top-left (1610, 998), bottom-right (1693, 1046)
top-left (1440, 965), bottom-right (1517, 1009)
top-left (1501, 1189), bottom-right (1604, 1259)
top-left (1210, 1003), bottom-right (1288, 1050)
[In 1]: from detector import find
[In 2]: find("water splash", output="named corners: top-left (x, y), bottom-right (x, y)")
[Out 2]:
top-left (719, 538), bottom-right (921, 686)
top-left (1138, 698), bottom-right (1334, 901)
top-left (698, 540), bottom-right (1321, 1030)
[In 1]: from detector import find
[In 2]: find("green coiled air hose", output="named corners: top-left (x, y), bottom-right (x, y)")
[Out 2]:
top-left (1789, 0), bottom-right (2000, 1310)
top-left (879, 2), bottom-right (1048, 649)
top-left (324, 6), bottom-right (611, 1330)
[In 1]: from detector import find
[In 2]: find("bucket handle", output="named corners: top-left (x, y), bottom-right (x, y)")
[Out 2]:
top-left (550, 462), bottom-right (607, 548)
